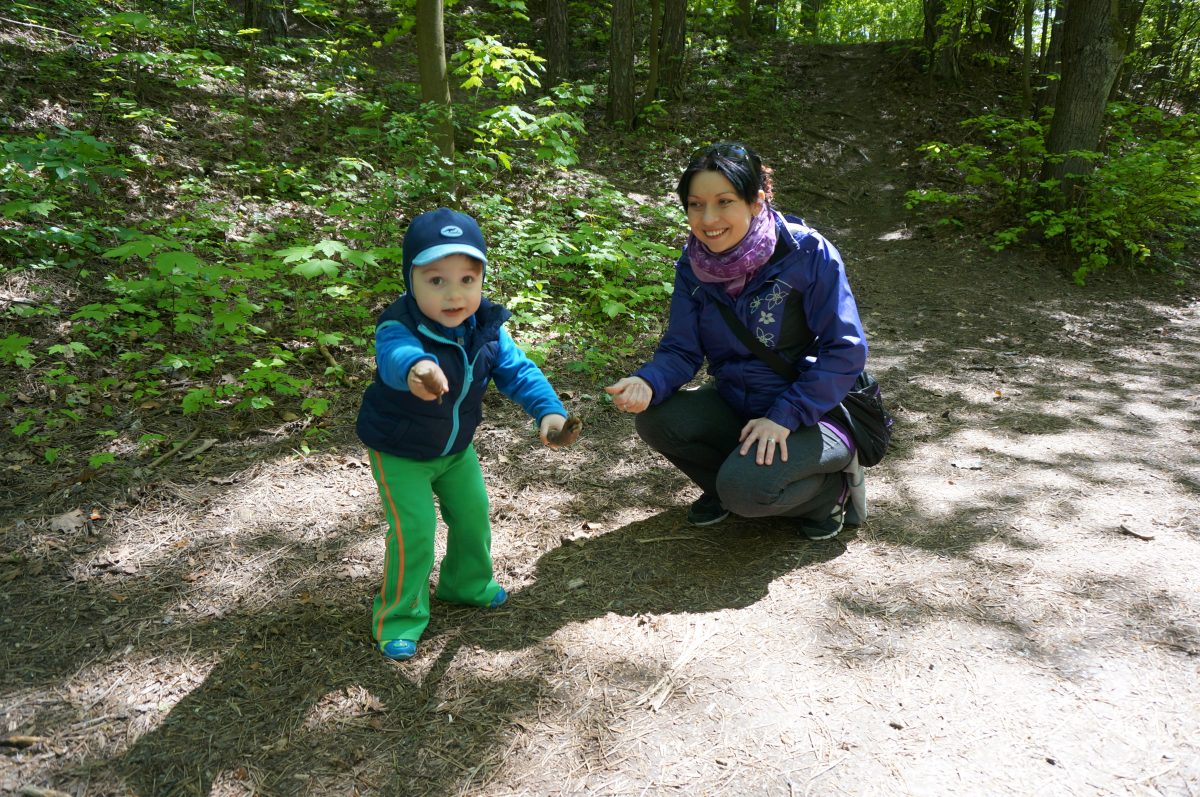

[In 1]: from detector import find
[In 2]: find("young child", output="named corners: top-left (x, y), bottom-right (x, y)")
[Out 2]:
top-left (356, 207), bottom-right (574, 661)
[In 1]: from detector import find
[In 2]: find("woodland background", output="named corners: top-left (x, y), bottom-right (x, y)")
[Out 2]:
top-left (2, 1), bottom-right (1199, 796)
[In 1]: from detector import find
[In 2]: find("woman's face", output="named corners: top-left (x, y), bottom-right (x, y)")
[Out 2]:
top-left (685, 169), bottom-right (764, 253)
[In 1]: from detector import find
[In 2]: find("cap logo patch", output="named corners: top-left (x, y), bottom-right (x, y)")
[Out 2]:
top-left (440, 225), bottom-right (464, 238)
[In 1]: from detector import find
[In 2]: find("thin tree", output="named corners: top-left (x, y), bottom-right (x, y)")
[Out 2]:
top-left (1110, 0), bottom-right (1148, 98)
top-left (736, 0), bottom-right (755, 37)
top-left (641, 0), bottom-right (663, 108)
top-left (607, 0), bottom-right (636, 127)
top-left (416, 0), bottom-right (454, 158)
top-left (242, 0), bottom-right (288, 41)
top-left (760, 0), bottom-right (779, 33)
top-left (1038, 0), bottom-right (1053, 66)
top-left (545, 0), bottom-right (570, 88)
top-left (1022, 0), bottom-right (1035, 107)
top-left (1039, 0), bottom-right (1068, 112)
top-left (801, 0), bottom-right (820, 37)
top-left (1042, 0), bottom-right (1127, 200)
top-left (981, 0), bottom-right (1020, 48)
top-left (659, 0), bottom-right (687, 101)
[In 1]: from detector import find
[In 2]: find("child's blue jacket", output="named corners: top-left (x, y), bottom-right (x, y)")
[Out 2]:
top-left (634, 212), bottom-right (867, 430)
top-left (356, 294), bottom-right (566, 460)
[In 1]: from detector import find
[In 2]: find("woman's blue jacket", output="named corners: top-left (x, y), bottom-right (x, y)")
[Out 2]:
top-left (634, 212), bottom-right (867, 430)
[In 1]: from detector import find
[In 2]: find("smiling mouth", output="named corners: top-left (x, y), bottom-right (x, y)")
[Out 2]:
top-left (704, 229), bottom-right (728, 239)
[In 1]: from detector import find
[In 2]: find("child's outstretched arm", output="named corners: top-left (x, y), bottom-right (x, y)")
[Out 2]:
top-left (541, 414), bottom-right (582, 448)
top-left (491, 328), bottom-right (579, 447)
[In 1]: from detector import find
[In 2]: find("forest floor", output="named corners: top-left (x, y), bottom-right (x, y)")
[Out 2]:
top-left (3, 36), bottom-right (1200, 797)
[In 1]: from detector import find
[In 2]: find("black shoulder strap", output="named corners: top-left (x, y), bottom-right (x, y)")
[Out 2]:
top-left (715, 302), bottom-right (800, 381)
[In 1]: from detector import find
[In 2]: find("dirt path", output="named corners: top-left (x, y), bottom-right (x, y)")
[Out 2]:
top-left (3, 44), bottom-right (1199, 797)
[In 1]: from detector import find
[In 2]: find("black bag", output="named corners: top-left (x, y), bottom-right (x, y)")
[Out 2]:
top-left (836, 371), bottom-right (893, 467)
top-left (716, 303), bottom-right (894, 466)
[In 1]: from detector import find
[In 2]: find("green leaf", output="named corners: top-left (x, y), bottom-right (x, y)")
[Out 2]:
top-left (103, 239), bottom-right (157, 260)
top-left (155, 251), bottom-right (203, 273)
top-left (181, 387), bottom-right (213, 415)
top-left (601, 300), bottom-right (626, 318)
top-left (88, 452), bottom-right (116, 468)
top-left (313, 239), bottom-right (351, 258)
top-left (291, 259), bottom-right (340, 278)
top-left (275, 245), bottom-right (316, 263)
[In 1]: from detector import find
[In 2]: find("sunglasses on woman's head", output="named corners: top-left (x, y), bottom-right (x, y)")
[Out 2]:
top-left (692, 142), bottom-right (755, 165)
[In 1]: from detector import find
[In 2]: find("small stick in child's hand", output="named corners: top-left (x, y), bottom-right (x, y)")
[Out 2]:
top-left (415, 370), bottom-right (447, 404)
top-left (547, 415), bottom-right (582, 446)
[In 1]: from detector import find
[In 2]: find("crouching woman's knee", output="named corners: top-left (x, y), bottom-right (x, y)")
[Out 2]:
top-left (715, 472), bottom-right (781, 518)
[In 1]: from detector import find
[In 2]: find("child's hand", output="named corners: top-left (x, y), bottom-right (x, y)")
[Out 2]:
top-left (540, 414), bottom-right (582, 448)
top-left (408, 360), bottom-right (449, 402)
top-left (605, 377), bottom-right (652, 413)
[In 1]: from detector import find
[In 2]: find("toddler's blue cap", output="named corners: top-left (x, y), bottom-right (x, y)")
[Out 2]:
top-left (402, 208), bottom-right (488, 285)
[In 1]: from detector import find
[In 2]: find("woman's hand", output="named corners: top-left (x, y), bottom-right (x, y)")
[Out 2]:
top-left (739, 417), bottom-right (790, 466)
top-left (604, 377), bottom-right (653, 414)
top-left (408, 360), bottom-right (448, 401)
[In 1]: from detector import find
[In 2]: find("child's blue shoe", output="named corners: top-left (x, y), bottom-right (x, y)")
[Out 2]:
top-left (488, 587), bottom-right (508, 608)
top-left (379, 639), bottom-right (417, 661)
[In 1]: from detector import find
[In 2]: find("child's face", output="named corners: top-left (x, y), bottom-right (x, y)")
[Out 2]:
top-left (410, 253), bottom-right (483, 328)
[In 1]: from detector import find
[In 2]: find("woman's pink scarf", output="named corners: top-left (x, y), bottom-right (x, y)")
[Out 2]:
top-left (686, 206), bottom-right (779, 298)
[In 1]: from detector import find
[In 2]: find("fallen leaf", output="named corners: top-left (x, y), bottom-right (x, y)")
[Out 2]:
top-left (179, 438), bottom-right (217, 461)
top-left (49, 509), bottom-right (86, 533)
top-left (1118, 523), bottom-right (1155, 541)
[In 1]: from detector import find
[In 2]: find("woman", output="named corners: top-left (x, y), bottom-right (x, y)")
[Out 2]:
top-left (605, 142), bottom-right (868, 540)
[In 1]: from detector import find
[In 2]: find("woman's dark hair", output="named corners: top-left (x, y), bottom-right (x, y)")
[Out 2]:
top-left (675, 141), bottom-right (775, 210)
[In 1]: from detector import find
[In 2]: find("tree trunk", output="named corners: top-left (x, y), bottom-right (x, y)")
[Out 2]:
top-left (1043, 0), bottom-right (1125, 199)
top-left (761, 0), bottom-right (779, 33)
top-left (924, 0), bottom-right (960, 82)
top-left (641, 0), bottom-right (663, 106)
top-left (1038, 0), bottom-right (1052, 66)
top-left (1149, 0), bottom-right (1181, 106)
top-left (607, 0), bottom-right (636, 127)
top-left (801, 0), bottom-right (820, 37)
top-left (981, 0), bottom-right (1020, 49)
top-left (416, 0), bottom-right (454, 158)
top-left (545, 0), bottom-right (570, 88)
top-left (1022, 0), bottom-right (1034, 107)
top-left (736, 0), bottom-right (754, 38)
top-left (1110, 0), bottom-right (1146, 99)
top-left (659, 0), bottom-right (687, 101)
top-left (242, 0), bottom-right (288, 42)
top-left (1040, 0), bottom-right (1068, 111)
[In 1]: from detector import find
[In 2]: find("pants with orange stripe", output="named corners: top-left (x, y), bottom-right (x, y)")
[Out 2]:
top-left (367, 444), bottom-right (502, 643)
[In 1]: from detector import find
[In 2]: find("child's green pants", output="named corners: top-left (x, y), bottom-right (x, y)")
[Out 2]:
top-left (367, 444), bottom-right (502, 643)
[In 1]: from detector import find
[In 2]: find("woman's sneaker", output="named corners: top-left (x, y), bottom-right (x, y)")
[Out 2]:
top-left (799, 501), bottom-right (844, 541)
top-left (687, 494), bottom-right (730, 526)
